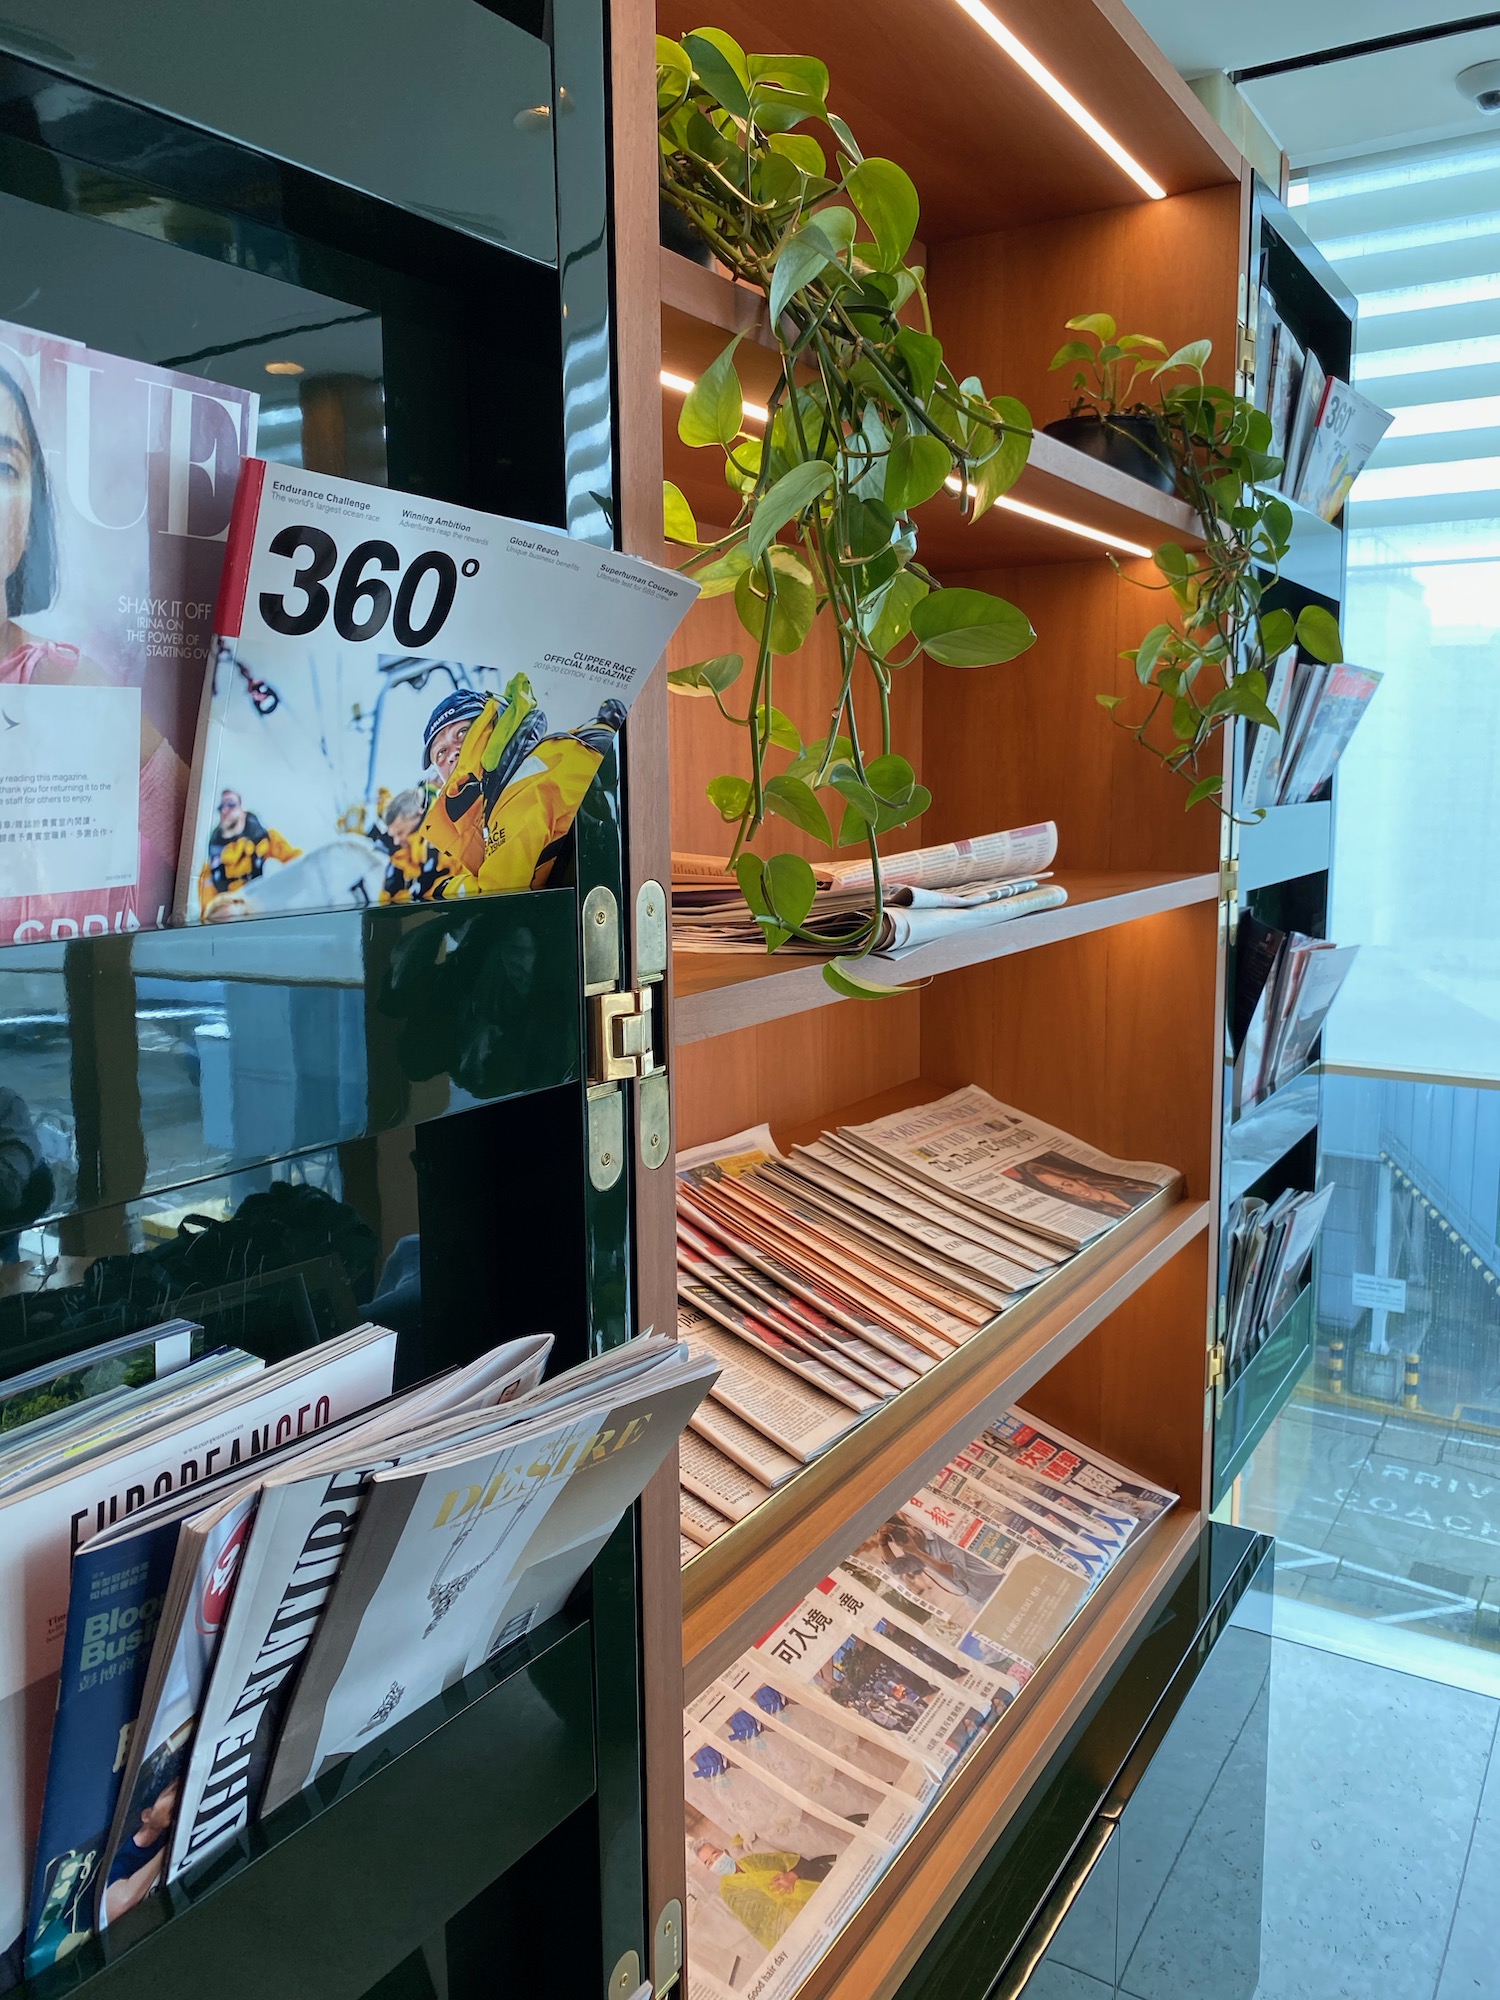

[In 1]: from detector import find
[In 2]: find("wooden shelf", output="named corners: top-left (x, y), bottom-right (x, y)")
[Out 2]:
top-left (673, 868), bottom-right (1219, 1045)
top-left (682, 1176), bottom-right (1209, 1693)
top-left (660, 252), bottom-right (1204, 568)
top-left (655, 0), bottom-right (1239, 239)
top-left (796, 1506), bottom-right (1207, 2000)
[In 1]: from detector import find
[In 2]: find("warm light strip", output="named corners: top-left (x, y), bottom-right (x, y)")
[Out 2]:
top-left (660, 368), bottom-right (769, 424)
top-left (944, 474), bottom-right (1151, 557)
top-left (951, 0), bottom-right (1166, 201)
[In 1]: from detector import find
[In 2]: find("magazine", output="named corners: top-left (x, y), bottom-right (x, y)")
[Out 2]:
top-left (840, 1086), bottom-right (1178, 1253)
top-left (101, 1332), bottom-right (551, 1913)
top-left (1293, 378), bottom-right (1392, 521)
top-left (179, 460), bottom-right (698, 923)
top-left (1241, 656), bottom-right (1381, 809)
top-left (0, 316), bottom-right (257, 947)
top-left (0, 1323), bottom-right (395, 1975)
top-left (254, 1341), bottom-right (716, 1821)
top-left (1226, 1185), bottom-right (1334, 1374)
top-left (1281, 348), bottom-right (1326, 498)
top-left (0, 1322), bottom-right (196, 1437)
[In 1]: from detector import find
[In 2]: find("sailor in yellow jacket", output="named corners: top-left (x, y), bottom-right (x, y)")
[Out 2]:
top-left (416, 677), bottom-right (626, 895)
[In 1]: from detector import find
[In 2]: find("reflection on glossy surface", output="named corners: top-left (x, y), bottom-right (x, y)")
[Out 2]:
top-left (0, 896), bottom-right (580, 1233)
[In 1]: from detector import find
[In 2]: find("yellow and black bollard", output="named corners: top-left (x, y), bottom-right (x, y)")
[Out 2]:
top-left (1329, 1335), bottom-right (1345, 1395)
top-left (1404, 1351), bottom-right (1421, 1413)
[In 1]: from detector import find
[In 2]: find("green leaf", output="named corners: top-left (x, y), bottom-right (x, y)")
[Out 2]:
top-left (1155, 339), bottom-right (1212, 376)
top-left (763, 850), bottom-right (819, 928)
top-left (874, 783), bottom-right (930, 833)
top-left (748, 52), bottom-right (830, 96)
top-left (844, 157), bottom-right (920, 271)
top-left (784, 732), bottom-right (852, 784)
top-left (691, 543), bottom-right (753, 597)
top-left (724, 434), bottom-right (763, 497)
top-left (910, 586), bottom-right (1036, 667)
top-left (864, 753), bottom-right (915, 801)
top-left (734, 545), bottom-right (818, 653)
top-left (1049, 340), bottom-right (1094, 371)
top-left (765, 775), bottom-right (833, 845)
top-left (656, 36), bottom-right (693, 109)
top-left (667, 652), bottom-right (744, 697)
top-left (1296, 603), bottom-right (1344, 664)
top-left (1117, 334), bottom-right (1168, 353)
top-left (851, 404), bottom-right (890, 502)
top-left (1258, 608), bottom-right (1296, 660)
top-left (884, 433), bottom-right (951, 514)
top-left (1154, 542), bottom-right (1192, 581)
top-left (680, 335), bottom-right (744, 447)
top-left (746, 460), bottom-right (835, 563)
top-left (827, 113), bottom-right (863, 163)
top-left (683, 28), bottom-right (750, 118)
top-left (830, 772), bottom-right (879, 825)
top-left (1133, 622), bottom-right (1174, 685)
top-left (843, 494), bottom-right (896, 561)
top-left (663, 479), bottom-right (699, 545)
top-left (706, 773), bottom-right (752, 822)
top-left (769, 222), bottom-right (837, 326)
top-left (735, 852), bottom-right (786, 950)
top-left (894, 327), bottom-right (942, 407)
top-left (767, 131), bottom-right (827, 176)
top-left (757, 703), bottom-right (801, 752)
top-left (822, 959), bottom-right (905, 1000)
top-left (1185, 775), bottom-right (1223, 809)
top-left (968, 419), bottom-right (1031, 516)
top-left (1066, 312), bottom-right (1117, 342)
top-left (1097, 693), bottom-right (1123, 711)
top-left (864, 570), bottom-right (928, 658)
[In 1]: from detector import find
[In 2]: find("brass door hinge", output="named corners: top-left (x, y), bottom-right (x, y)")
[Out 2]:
top-left (583, 882), bottom-right (672, 1188)
top-left (1237, 321), bottom-right (1257, 381)
top-left (1219, 856), bottom-right (1239, 904)
top-left (589, 984), bottom-right (657, 1084)
top-left (1208, 1337), bottom-right (1227, 1415)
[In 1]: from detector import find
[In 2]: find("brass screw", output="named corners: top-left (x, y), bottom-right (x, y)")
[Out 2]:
top-left (601, 1150), bottom-right (613, 1167)
top-left (594, 906), bottom-right (607, 925)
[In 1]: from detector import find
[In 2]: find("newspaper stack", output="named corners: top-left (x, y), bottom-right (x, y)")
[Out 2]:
top-left (9, 1321), bottom-right (714, 1981)
top-left (682, 1406), bottom-right (1176, 2000)
top-left (674, 1089), bottom-right (1178, 1553)
top-left (1232, 916), bottom-right (1357, 1114)
top-left (1226, 1185), bottom-right (1333, 1379)
top-left (671, 826), bottom-right (1067, 960)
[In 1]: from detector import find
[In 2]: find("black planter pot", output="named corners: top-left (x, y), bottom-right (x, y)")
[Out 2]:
top-left (1042, 412), bottom-right (1176, 494)
top-left (660, 197), bottom-right (717, 268)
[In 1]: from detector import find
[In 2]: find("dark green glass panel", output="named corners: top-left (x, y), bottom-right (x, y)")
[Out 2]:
top-left (1213, 1286), bottom-right (1315, 1506)
top-left (0, 895), bottom-right (581, 1235)
top-left (0, 1), bottom-right (557, 266)
top-left (19, 1613), bottom-right (595, 2000)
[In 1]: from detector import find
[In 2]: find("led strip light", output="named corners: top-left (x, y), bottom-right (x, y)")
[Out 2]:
top-left (952, 0), bottom-right (1166, 201)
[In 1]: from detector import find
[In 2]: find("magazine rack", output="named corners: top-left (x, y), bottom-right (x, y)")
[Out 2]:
top-left (1, 6), bottom-right (675, 1999)
top-left (1213, 184), bottom-right (1354, 1507)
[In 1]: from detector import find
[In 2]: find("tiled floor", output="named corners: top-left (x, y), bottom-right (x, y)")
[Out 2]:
top-left (1254, 1638), bottom-right (1499, 2000)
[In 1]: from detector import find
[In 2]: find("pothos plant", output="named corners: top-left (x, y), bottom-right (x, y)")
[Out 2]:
top-left (1056, 314), bottom-right (1344, 815)
top-left (657, 28), bottom-right (1036, 994)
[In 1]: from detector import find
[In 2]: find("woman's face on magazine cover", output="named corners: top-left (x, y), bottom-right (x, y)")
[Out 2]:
top-left (0, 383), bottom-right (34, 593)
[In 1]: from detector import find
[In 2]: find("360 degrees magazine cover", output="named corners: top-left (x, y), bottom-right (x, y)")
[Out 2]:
top-left (180, 461), bottom-right (698, 923)
top-left (0, 316), bottom-right (257, 947)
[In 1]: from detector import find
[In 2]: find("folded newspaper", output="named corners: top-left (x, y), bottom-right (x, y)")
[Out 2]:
top-left (671, 825), bottom-right (1065, 959)
top-left (683, 1407), bottom-right (1177, 2000)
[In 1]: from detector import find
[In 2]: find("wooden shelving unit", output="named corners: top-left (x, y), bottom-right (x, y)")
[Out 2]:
top-left (608, 4), bottom-right (1265, 1994)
